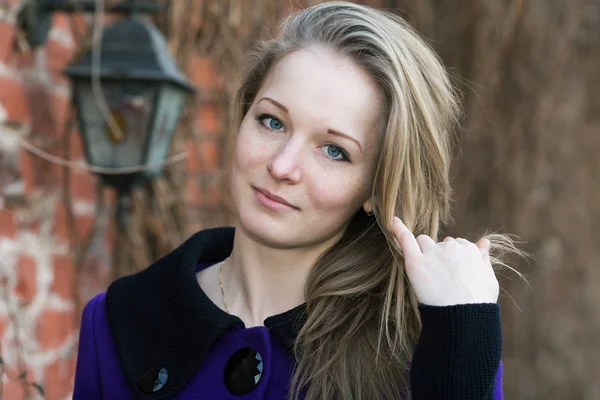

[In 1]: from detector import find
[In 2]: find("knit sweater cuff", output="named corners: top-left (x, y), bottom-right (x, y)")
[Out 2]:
top-left (410, 303), bottom-right (502, 400)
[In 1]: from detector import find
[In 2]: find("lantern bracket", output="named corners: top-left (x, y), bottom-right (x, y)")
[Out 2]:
top-left (18, 0), bottom-right (163, 48)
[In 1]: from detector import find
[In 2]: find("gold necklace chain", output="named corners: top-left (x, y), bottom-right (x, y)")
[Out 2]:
top-left (219, 261), bottom-right (229, 313)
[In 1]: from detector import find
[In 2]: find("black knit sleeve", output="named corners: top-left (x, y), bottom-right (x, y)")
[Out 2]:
top-left (410, 303), bottom-right (502, 400)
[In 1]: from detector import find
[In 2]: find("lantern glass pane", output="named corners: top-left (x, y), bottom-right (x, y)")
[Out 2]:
top-left (145, 85), bottom-right (186, 175)
top-left (76, 81), bottom-right (157, 168)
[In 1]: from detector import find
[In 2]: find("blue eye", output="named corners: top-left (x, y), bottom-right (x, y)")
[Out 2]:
top-left (323, 145), bottom-right (350, 162)
top-left (257, 114), bottom-right (285, 131)
top-left (327, 146), bottom-right (341, 158)
top-left (269, 118), bottom-right (283, 130)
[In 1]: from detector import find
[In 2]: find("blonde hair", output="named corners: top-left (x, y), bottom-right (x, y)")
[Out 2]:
top-left (228, 2), bottom-right (521, 399)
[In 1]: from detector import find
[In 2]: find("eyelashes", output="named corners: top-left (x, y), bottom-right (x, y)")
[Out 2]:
top-left (255, 113), bottom-right (351, 162)
top-left (322, 144), bottom-right (351, 162)
top-left (256, 113), bottom-right (285, 131)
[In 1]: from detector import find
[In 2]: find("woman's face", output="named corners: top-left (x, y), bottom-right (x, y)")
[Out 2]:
top-left (230, 46), bottom-right (382, 249)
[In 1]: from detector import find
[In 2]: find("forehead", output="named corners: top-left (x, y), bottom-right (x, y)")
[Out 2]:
top-left (257, 47), bottom-right (383, 146)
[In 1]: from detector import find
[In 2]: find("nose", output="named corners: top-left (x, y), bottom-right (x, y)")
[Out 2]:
top-left (266, 139), bottom-right (303, 184)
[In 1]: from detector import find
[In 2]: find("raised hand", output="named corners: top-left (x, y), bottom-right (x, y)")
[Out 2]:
top-left (392, 217), bottom-right (499, 306)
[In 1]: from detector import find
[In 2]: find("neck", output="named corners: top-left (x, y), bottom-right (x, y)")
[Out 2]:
top-left (222, 225), bottom-right (336, 327)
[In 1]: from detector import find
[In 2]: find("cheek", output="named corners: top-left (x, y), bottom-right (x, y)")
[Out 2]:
top-left (307, 167), bottom-right (369, 212)
top-left (233, 126), bottom-right (271, 172)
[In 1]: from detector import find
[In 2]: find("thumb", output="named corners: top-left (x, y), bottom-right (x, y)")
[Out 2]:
top-left (392, 217), bottom-right (421, 261)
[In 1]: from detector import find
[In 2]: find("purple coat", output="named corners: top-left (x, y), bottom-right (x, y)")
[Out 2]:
top-left (73, 227), bottom-right (504, 399)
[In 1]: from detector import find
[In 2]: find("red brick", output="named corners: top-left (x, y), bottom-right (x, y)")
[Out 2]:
top-left (194, 103), bottom-right (222, 135)
top-left (0, 21), bottom-right (16, 62)
top-left (14, 51), bottom-right (36, 70)
top-left (70, 171), bottom-right (97, 202)
top-left (15, 254), bottom-right (37, 306)
top-left (47, 62), bottom-right (72, 87)
top-left (200, 138), bottom-right (221, 171)
top-left (51, 254), bottom-right (74, 299)
top-left (37, 309), bottom-right (76, 350)
top-left (0, 75), bottom-right (30, 124)
top-left (2, 370), bottom-right (27, 400)
top-left (0, 309), bottom-right (6, 338)
top-left (26, 84), bottom-right (70, 139)
top-left (19, 150), bottom-right (36, 196)
top-left (0, 209), bottom-right (17, 238)
top-left (47, 14), bottom-right (76, 86)
top-left (186, 56), bottom-right (219, 90)
top-left (27, 154), bottom-right (61, 194)
top-left (8, 367), bottom-right (44, 399)
top-left (69, 129), bottom-right (85, 160)
top-left (52, 13), bottom-right (73, 35)
top-left (185, 139), bottom-right (201, 173)
top-left (76, 214), bottom-right (94, 242)
top-left (186, 137), bottom-right (221, 173)
top-left (43, 357), bottom-right (76, 400)
top-left (52, 203), bottom-right (70, 242)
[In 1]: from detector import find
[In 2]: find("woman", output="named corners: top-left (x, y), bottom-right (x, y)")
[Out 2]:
top-left (74, 2), bottom-right (514, 399)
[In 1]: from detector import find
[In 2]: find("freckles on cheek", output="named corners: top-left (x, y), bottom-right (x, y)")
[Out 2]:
top-left (308, 169), bottom-right (371, 213)
top-left (308, 179), bottom-right (356, 211)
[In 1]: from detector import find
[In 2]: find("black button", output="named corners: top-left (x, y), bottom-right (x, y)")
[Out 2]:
top-left (224, 347), bottom-right (264, 395)
top-left (138, 367), bottom-right (168, 393)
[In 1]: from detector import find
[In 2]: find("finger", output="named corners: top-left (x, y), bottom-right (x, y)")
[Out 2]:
top-left (392, 217), bottom-right (422, 259)
top-left (443, 236), bottom-right (454, 242)
top-left (476, 238), bottom-right (490, 250)
top-left (477, 238), bottom-right (491, 264)
top-left (416, 234), bottom-right (436, 253)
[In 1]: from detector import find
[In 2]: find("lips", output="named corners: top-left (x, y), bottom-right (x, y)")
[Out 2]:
top-left (253, 186), bottom-right (298, 210)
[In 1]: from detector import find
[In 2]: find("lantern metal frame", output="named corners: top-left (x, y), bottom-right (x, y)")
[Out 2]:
top-left (64, 15), bottom-right (196, 190)
top-left (18, 0), bottom-right (197, 226)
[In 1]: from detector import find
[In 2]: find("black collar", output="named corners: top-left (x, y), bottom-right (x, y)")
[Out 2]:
top-left (105, 227), bottom-right (307, 400)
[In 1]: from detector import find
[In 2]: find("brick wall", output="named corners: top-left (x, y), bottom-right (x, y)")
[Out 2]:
top-left (0, 5), bottom-right (223, 399)
top-left (0, 5), bottom-right (89, 398)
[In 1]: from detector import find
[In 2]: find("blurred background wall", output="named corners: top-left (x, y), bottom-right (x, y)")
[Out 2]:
top-left (0, 0), bottom-right (598, 398)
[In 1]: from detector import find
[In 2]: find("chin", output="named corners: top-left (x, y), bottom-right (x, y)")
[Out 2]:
top-left (236, 210), bottom-right (302, 249)
top-left (236, 208), bottom-right (349, 252)
top-left (230, 185), bottom-right (301, 248)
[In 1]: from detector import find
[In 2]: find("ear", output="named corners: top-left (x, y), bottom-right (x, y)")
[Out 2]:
top-left (363, 197), bottom-right (374, 215)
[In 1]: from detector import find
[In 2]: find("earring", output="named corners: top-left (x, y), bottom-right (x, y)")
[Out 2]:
top-left (366, 209), bottom-right (374, 216)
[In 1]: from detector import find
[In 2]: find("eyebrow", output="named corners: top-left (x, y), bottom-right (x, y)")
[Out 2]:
top-left (259, 97), bottom-right (288, 113)
top-left (327, 129), bottom-right (363, 153)
top-left (258, 96), bottom-right (363, 153)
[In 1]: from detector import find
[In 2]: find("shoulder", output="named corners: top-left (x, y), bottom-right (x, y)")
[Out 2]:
top-left (99, 227), bottom-right (241, 399)
top-left (74, 292), bottom-right (117, 398)
top-left (82, 291), bottom-right (106, 319)
top-left (78, 292), bottom-right (117, 360)
top-left (79, 292), bottom-right (108, 342)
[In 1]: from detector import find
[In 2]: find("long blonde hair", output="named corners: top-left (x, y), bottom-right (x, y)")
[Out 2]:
top-left (228, 2), bottom-right (520, 399)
